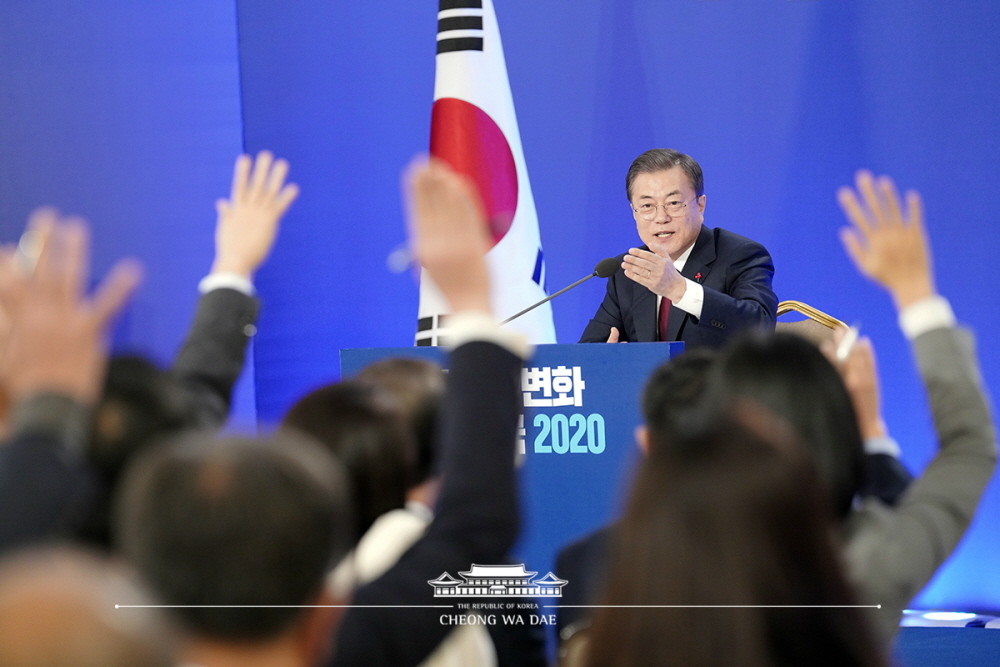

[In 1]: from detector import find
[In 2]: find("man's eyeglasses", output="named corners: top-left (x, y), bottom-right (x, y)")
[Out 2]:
top-left (632, 196), bottom-right (698, 221)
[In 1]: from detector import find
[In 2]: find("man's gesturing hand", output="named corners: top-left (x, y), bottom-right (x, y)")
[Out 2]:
top-left (403, 158), bottom-right (491, 315)
top-left (622, 247), bottom-right (686, 303)
top-left (0, 209), bottom-right (142, 405)
top-left (211, 151), bottom-right (300, 279)
top-left (837, 170), bottom-right (935, 310)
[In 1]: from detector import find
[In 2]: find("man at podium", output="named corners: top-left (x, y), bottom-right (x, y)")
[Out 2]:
top-left (579, 149), bottom-right (777, 347)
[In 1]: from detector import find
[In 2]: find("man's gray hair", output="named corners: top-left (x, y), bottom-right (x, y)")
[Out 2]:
top-left (626, 149), bottom-right (704, 201)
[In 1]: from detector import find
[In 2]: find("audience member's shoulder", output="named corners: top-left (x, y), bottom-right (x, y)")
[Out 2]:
top-left (556, 524), bottom-right (615, 572)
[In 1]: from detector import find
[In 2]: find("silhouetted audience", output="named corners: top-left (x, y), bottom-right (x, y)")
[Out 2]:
top-left (283, 380), bottom-right (415, 540)
top-left (340, 355), bottom-right (546, 666)
top-left (0, 547), bottom-right (177, 667)
top-left (356, 357), bottom-right (446, 510)
top-left (1, 154), bottom-right (994, 667)
top-left (115, 433), bottom-right (354, 667)
top-left (0, 150), bottom-right (298, 555)
top-left (555, 348), bottom-right (716, 644)
top-left (583, 410), bottom-right (885, 667)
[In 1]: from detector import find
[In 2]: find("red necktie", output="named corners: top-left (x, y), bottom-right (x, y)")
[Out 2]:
top-left (658, 299), bottom-right (670, 342)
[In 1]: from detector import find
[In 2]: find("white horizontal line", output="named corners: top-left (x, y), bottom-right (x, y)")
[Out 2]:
top-left (438, 8), bottom-right (484, 20)
top-left (436, 29), bottom-right (484, 41)
top-left (543, 604), bottom-right (882, 609)
top-left (115, 605), bottom-right (454, 609)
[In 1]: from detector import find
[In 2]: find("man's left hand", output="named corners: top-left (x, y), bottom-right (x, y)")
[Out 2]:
top-left (622, 247), bottom-right (686, 303)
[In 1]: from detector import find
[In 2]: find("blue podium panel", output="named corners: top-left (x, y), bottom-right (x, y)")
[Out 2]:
top-left (340, 341), bottom-right (683, 577)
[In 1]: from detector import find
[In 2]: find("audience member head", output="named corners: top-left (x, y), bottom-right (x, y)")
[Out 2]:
top-left (640, 348), bottom-right (717, 451)
top-left (92, 356), bottom-right (192, 473)
top-left (77, 355), bottom-right (195, 548)
top-left (0, 547), bottom-right (176, 667)
top-left (356, 357), bottom-right (445, 489)
top-left (712, 332), bottom-right (865, 518)
top-left (282, 381), bottom-right (415, 537)
top-left (585, 408), bottom-right (883, 667)
top-left (114, 432), bottom-right (354, 655)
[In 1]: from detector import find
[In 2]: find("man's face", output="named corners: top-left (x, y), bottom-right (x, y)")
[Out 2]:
top-left (630, 167), bottom-right (705, 260)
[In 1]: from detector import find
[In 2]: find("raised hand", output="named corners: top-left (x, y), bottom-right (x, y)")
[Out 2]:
top-left (211, 151), bottom-right (300, 279)
top-left (0, 209), bottom-right (142, 404)
top-left (837, 170), bottom-right (934, 309)
top-left (823, 330), bottom-right (886, 441)
top-left (403, 157), bottom-right (491, 315)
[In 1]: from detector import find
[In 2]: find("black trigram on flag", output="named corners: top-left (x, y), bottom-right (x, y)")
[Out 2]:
top-left (437, 0), bottom-right (484, 53)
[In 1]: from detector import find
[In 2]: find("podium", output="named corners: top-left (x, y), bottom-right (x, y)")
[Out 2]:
top-left (340, 341), bottom-right (684, 578)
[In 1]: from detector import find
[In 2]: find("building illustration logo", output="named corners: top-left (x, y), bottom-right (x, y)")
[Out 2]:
top-left (428, 564), bottom-right (568, 598)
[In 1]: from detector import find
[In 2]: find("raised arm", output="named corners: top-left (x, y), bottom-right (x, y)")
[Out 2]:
top-left (172, 152), bottom-right (299, 427)
top-left (0, 210), bottom-right (141, 552)
top-left (837, 170), bottom-right (997, 643)
top-left (330, 159), bottom-right (527, 667)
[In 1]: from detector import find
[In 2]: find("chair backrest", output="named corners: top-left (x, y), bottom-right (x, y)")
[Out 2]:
top-left (774, 300), bottom-right (846, 346)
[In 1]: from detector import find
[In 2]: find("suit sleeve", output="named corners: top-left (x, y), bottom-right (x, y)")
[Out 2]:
top-left (580, 269), bottom-right (627, 343)
top-left (844, 326), bottom-right (997, 644)
top-left (330, 341), bottom-right (522, 667)
top-left (170, 288), bottom-right (259, 428)
top-left (696, 240), bottom-right (777, 341)
top-left (0, 395), bottom-right (96, 554)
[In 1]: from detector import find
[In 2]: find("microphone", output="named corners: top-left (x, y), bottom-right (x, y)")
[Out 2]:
top-left (500, 257), bottom-right (619, 326)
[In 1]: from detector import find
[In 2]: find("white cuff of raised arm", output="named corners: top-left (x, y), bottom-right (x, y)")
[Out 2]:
top-left (444, 311), bottom-right (533, 360)
top-left (864, 434), bottom-right (902, 458)
top-left (198, 272), bottom-right (255, 296)
top-left (898, 295), bottom-right (955, 340)
top-left (673, 278), bottom-right (704, 319)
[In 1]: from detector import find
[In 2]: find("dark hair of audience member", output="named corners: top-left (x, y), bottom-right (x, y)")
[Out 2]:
top-left (356, 357), bottom-right (445, 488)
top-left (0, 547), bottom-right (177, 667)
top-left (282, 381), bottom-right (415, 537)
top-left (584, 408), bottom-right (884, 667)
top-left (77, 355), bottom-right (195, 549)
top-left (114, 433), bottom-right (354, 640)
top-left (641, 348), bottom-right (717, 443)
top-left (713, 332), bottom-right (866, 518)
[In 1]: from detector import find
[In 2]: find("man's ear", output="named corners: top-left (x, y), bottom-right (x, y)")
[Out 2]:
top-left (635, 424), bottom-right (650, 457)
top-left (295, 586), bottom-right (349, 666)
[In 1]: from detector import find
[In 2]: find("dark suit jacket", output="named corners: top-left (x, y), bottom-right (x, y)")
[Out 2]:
top-left (331, 341), bottom-right (523, 667)
top-left (0, 428), bottom-right (96, 554)
top-left (579, 225), bottom-right (777, 347)
top-left (554, 524), bottom-right (614, 640)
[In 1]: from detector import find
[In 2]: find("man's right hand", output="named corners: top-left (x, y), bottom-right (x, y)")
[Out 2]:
top-left (210, 151), bottom-right (299, 280)
top-left (0, 209), bottom-right (142, 405)
top-left (837, 170), bottom-right (935, 310)
top-left (606, 327), bottom-right (620, 343)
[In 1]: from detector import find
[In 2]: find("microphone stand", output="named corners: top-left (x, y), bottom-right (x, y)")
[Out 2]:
top-left (500, 273), bottom-right (597, 325)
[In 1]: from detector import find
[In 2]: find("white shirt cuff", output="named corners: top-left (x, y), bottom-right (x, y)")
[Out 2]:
top-left (898, 295), bottom-right (955, 340)
top-left (672, 278), bottom-right (704, 319)
top-left (442, 312), bottom-right (533, 360)
top-left (198, 272), bottom-right (255, 296)
top-left (864, 434), bottom-right (902, 458)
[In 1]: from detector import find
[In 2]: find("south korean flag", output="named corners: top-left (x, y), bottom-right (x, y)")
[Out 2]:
top-left (415, 0), bottom-right (557, 346)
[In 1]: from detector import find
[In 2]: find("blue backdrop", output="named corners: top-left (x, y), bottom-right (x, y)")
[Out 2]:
top-left (1, 0), bottom-right (998, 612)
